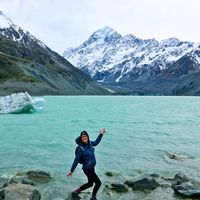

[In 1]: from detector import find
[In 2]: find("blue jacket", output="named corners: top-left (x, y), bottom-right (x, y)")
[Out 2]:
top-left (70, 134), bottom-right (103, 172)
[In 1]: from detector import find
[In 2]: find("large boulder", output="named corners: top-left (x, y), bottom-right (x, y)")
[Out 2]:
top-left (174, 182), bottom-right (200, 197)
top-left (172, 173), bottom-right (200, 197)
top-left (4, 183), bottom-right (41, 200)
top-left (125, 174), bottom-right (160, 190)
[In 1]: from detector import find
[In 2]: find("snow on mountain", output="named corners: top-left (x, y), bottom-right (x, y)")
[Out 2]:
top-left (188, 47), bottom-right (200, 65)
top-left (0, 11), bottom-right (12, 29)
top-left (81, 26), bottom-right (122, 48)
top-left (0, 11), bottom-right (47, 49)
top-left (160, 37), bottom-right (180, 47)
top-left (0, 11), bottom-right (109, 95)
top-left (63, 26), bottom-right (200, 85)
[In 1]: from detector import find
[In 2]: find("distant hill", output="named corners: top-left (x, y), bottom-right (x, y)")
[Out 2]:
top-left (0, 11), bottom-right (109, 95)
top-left (63, 26), bottom-right (200, 95)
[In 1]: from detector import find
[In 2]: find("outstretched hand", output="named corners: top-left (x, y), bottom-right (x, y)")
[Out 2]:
top-left (100, 128), bottom-right (106, 135)
top-left (67, 171), bottom-right (73, 177)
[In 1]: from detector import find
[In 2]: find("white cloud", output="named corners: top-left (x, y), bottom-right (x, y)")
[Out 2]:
top-left (1, 0), bottom-right (200, 54)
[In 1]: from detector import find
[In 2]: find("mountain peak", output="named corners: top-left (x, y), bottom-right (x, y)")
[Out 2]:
top-left (91, 26), bottom-right (120, 41)
top-left (63, 26), bottom-right (200, 95)
top-left (94, 26), bottom-right (116, 36)
top-left (81, 26), bottom-right (122, 47)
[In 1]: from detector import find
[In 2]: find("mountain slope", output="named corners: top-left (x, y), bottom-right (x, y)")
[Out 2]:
top-left (0, 12), bottom-right (109, 95)
top-left (63, 26), bottom-right (200, 95)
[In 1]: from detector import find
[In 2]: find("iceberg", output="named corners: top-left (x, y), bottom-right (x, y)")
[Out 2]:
top-left (0, 92), bottom-right (45, 114)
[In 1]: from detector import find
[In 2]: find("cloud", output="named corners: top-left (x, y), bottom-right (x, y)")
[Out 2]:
top-left (1, 0), bottom-right (200, 54)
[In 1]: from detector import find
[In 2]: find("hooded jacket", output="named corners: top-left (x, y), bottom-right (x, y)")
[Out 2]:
top-left (70, 134), bottom-right (103, 172)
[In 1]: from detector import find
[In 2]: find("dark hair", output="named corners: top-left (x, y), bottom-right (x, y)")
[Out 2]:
top-left (80, 131), bottom-right (89, 141)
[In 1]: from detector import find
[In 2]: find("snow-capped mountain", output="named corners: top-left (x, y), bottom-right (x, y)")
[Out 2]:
top-left (0, 11), bottom-right (47, 49)
top-left (63, 26), bottom-right (200, 95)
top-left (0, 12), bottom-right (109, 95)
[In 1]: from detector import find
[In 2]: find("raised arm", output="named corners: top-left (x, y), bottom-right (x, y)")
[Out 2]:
top-left (91, 128), bottom-right (106, 147)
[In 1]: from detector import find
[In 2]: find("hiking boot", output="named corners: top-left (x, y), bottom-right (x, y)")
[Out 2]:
top-left (90, 197), bottom-right (97, 200)
top-left (70, 191), bottom-right (81, 200)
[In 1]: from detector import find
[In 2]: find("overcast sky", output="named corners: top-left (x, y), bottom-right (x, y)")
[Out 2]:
top-left (1, 0), bottom-right (200, 54)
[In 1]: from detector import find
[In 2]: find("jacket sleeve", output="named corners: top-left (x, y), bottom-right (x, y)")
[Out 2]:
top-left (91, 134), bottom-right (103, 147)
top-left (70, 147), bottom-right (83, 172)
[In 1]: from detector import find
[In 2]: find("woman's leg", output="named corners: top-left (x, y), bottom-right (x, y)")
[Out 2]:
top-left (78, 168), bottom-right (101, 195)
top-left (91, 168), bottom-right (101, 197)
top-left (75, 168), bottom-right (101, 198)
top-left (79, 168), bottom-right (94, 191)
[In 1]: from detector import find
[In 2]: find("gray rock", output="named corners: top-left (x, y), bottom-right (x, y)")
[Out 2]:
top-left (27, 170), bottom-right (51, 182)
top-left (171, 173), bottom-right (200, 197)
top-left (174, 182), bottom-right (200, 197)
top-left (125, 174), bottom-right (160, 190)
top-left (27, 170), bottom-right (50, 178)
top-left (110, 182), bottom-right (129, 193)
top-left (105, 172), bottom-right (115, 177)
top-left (172, 172), bottom-right (190, 187)
top-left (4, 183), bottom-right (41, 200)
top-left (134, 178), bottom-right (160, 190)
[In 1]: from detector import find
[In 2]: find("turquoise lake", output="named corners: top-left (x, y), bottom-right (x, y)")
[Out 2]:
top-left (0, 96), bottom-right (200, 200)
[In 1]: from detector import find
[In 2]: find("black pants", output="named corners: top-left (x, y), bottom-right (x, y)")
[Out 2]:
top-left (80, 167), bottom-right (101, 196)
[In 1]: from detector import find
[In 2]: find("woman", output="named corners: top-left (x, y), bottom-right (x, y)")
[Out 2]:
top-left (67, 128), bottom-right (106, 200)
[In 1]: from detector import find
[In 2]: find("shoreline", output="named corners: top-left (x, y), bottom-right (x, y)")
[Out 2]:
top-left (1, 169), bottom-right (200, 200)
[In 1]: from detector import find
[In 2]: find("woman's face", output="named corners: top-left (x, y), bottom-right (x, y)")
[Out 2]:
top-left (81, 134), bottom-right (88, 144)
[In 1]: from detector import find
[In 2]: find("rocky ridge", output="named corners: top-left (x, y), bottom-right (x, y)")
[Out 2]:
top-left (63, 26), bottom-right (200, 95)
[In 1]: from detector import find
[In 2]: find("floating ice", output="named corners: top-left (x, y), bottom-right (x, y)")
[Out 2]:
top-left (0, 92), bottom-right (45, 114)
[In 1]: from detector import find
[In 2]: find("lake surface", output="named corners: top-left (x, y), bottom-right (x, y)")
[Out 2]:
top-left (1, 96), bottom-right (200, 200)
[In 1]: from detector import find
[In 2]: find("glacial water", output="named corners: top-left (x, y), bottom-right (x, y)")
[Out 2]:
top-left (0, 96), bottom-right (200, 200)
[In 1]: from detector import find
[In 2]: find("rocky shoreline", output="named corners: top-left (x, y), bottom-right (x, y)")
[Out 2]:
top-left (0, 170), bottom-right (51, 200)
top-left (1, 170), bottom-right (200, 200)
